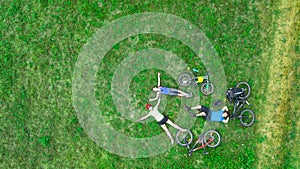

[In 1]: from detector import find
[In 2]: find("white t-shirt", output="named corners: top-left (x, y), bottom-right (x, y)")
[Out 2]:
top-left (149, 107), bottom-right (164, 122)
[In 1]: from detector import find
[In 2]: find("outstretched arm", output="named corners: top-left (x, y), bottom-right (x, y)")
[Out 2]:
top-left (157, 72), bottom-right (161, 87)
top-left (149, 92), bottom-right (160, 102)
top-left (222, 117), bottom-right (229, 123)
top-left (136, 114), bottom-right (150, 122)
top-left (154, 97), bottom-right (161, 108)
top-left (222, 106), bottom-right (228, 112)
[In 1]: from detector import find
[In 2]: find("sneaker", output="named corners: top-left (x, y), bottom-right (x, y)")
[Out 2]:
top-left (184, 104), bottom-right (191, 111)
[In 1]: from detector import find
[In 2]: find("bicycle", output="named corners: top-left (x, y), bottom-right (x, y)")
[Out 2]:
top-left (227, 81), bottom-right (251, 101)
top-left (226, 82), bottom-right (255, 127)
top-left (177, 68), bottom-right (214, 95)
top-left (176, 129), bottom-right (221, 156)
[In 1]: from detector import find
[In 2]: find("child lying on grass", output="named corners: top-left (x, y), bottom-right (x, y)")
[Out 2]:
top-left (149, 72), bottom-right (192, 102)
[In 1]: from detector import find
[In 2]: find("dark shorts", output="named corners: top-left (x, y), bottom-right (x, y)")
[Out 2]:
top-left (199, 106), bottom-right (210, 114)
top-left (199, 106), bottom-right (211, 120)
top-left (157, 115), bottom-right (169, 125)
top-left (169, 88), bottom-right (179, 96)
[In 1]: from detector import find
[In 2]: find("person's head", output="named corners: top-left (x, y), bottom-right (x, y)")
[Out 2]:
top-left (146, 103), bottom-right (152, 111)
top-left (152, 87), bottom-right (160, 92)
top-left (222, 110), bottom-right (230, 118)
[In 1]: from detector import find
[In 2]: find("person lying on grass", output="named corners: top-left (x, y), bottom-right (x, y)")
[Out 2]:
top-left (184, 105), bottom-right (230, 123)
top-left (136, 97), bottom-right (185, 144)
top-left (149, 72), bottom-right (192, 102)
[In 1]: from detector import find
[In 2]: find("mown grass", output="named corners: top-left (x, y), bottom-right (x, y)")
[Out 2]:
top-left (0, 0), bottom-right (298, 168)
top-left (254, 0), bottom-right (299, 168)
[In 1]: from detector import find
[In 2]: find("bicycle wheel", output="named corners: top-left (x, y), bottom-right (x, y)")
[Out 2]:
top-left (239, 109), bottom-right (255, 127)
top-left (176, 129), bottom-right (193, 146)
top-left (236, 82), bottom-right (251, 99)
top-left (177, 73), bottom-right (192, 87)
top-left (203, 130), bottom-right (221, 148)
top-left (200, 83), bottom-right (214, 95)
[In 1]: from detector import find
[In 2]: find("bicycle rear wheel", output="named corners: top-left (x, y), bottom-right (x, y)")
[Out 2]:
top-left (176, 129), bottom-right (193, 146)
top-left (239, 109), bottom-right (255, 127)
top-left (203, 130), bottom-right (221, 148)
top-left (177, 73), bottom-right (192, 87)
top-left (236, 82), bottom-right (251, 99)
top-left (200, 82), bottom-right (214, 95)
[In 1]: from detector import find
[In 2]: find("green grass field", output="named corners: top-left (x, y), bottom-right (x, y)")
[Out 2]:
top-left (1, 0), bottom-right (299, 168)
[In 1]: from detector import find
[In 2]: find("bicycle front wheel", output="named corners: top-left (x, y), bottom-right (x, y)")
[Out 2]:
top-left (236, 82), bottom-right (251, 99)
top-left (203, 130), bottom-right (221, 148)
top-left (176, 129), bottom-right (193, 146)
top-left (239, 109), bottom-right (255, 127)
top-left (177, 73), bottom-right (192, 87)
top-left (200, 83), bottom-right (214, 95)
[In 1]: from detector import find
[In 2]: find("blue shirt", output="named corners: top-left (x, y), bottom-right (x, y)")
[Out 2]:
top-left (159, 86), bottom-right (170, 95)
top-left (210, 110), bottom-right (224, 122)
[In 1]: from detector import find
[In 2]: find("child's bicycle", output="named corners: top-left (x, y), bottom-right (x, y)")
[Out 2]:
top-left (176, 129), bottom-right (221, 156)
top-left (177, 68), bottom-right (214, 95)
top-left (226, 82), bottom-right (255, 127)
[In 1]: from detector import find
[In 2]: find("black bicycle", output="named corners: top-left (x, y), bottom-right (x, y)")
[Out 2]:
top-left (226, 82), bottom-right (255, 127)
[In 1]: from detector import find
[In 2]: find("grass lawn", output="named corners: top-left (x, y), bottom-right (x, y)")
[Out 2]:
top-left (0, 0), bottom-right (298, 168)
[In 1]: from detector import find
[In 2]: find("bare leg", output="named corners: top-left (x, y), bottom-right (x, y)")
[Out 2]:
top-left (166, 119), bottom-right (183, 131)
top-left (177, 90), bottom-right (188, 96)
top-left (161, 124), bottom-right (174, 144)
top-left (184, 105), bottom-right (201, 112)
top-left (191, 105), bottom-right (202, 110)
top-left (179, 90), bottom-right (193, 98)
top-left (179, 93), bottom-right (193, 98)
top-left (196, 112), bottom-right (206, 117)
top-left (178, 93), bottom-right (186, 97)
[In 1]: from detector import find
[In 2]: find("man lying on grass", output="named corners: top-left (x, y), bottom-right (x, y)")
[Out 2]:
top-left (149, 72), bottom-right (192, 102)
top-left (137, 97), bottom-right (185, 144)
top-left (184, 105), bottom-right (230, 123)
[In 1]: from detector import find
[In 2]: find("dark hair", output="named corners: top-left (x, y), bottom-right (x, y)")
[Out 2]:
top-left (223, 110), bottom-right (230, 119)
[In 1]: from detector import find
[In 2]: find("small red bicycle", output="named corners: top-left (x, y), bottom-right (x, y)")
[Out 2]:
top-left (176, 129), bottom-right (221, 156)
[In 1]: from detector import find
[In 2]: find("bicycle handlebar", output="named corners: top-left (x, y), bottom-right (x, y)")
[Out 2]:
top-left (192, 68), bottom-right (200, 73)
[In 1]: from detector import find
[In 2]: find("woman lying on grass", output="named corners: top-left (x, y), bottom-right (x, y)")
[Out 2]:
top-left (184, 105), bottom-right (230, 123)
top-left (137, 97), bottom-right (185, 144)
top-left (149, 72), bottom-right (192, 102)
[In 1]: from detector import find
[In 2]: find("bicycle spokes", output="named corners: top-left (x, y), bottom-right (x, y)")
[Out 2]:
top-left (204, 130), bottom-right (221, 148)
top-left (239, 109), bottom-right (255, 127)
top-left (176, 130), bottom-right (193, 146)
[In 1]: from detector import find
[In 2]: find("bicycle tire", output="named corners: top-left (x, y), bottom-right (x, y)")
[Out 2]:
top-left (177, 72), bottom-right (193, 87)
top-left (200, 83), bottom-right (214, 95)
top-left (239, 109), bottom-right (255, 127)
top-left (236, 82), bottom-right (251, 99)
top-left (176, 129), bottom-right (193, 146)
top-left (203, 130), bottom-right (221, 148)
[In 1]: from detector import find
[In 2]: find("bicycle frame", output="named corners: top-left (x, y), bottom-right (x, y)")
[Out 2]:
top-left (226, 82), bottom-right (254, 127)
top-left (183, 136), bottom-right (213, 156)
top-left (232, 99), bottom-right (249, 118)
top-left (192, 68), bottom-right (209, 83)
top-left (177, 69), bottom-right (214, 95)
